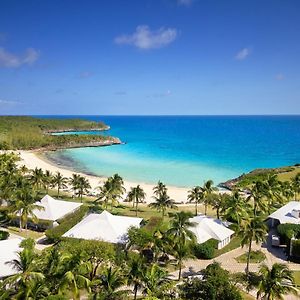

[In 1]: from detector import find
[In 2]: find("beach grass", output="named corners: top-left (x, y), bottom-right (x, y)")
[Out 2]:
top-left (277, 166), bottom-right (300, 182)
top-left (293, 271), bottom-right (300, 287)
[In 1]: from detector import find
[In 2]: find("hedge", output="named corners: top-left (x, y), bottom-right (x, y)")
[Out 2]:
top-left (291, 239), bottom-right (300, 258)
top-left (45, 205), bottom-right (89, 242)
top-left (0, 230), bottom-right (9, 240)
top-left (277, 224), bottom-right (300, 244)
top-left (194, 239), bottom-right (218, 259)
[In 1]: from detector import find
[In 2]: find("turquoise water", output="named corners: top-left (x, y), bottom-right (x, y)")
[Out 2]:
top-left (46, 116), bottom-right (300, 188)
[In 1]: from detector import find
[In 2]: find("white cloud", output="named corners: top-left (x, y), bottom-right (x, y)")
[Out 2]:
top-left (178, 0), bottom-right (193, 6)
top-left (0, 47), bottom-right (40, 68)
top-left (275, 73), bottom-right (284, 80)
top-left (235, 48), bottom-right (251, 60)
top-left (115, 25), bottom-right (178, 50)
top-left (0, 99), bottom-right (22, 106)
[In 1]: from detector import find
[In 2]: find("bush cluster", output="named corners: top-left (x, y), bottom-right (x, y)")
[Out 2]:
top-left (0, 230), bottom-right (9, 240)
top-left (193, 239), bottom-right (218, 259)
top-left (45, 205), bottom-right (89, 242)
top-left (291, 239), bottom-right (300, 258)
top-left (277, 224), bottom-right (300, 244)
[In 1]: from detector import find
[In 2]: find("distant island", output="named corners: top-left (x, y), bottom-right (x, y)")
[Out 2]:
top-left (0, 116), bottom-right (121, 150)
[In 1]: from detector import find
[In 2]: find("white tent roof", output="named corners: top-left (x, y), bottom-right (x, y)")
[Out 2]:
top-left (268, 201), bottom-right (300, 224)
top-left (63, 210), bottom-right (143, 244)
top-left (32, 195), bottom-right (82, 221)
top-left (189, 215), bottom-right (234, 244)
top-left (0, 238), bottom-right (23, 278)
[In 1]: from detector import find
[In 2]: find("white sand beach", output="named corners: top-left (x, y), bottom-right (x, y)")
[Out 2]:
top-left (17, 150), bottom-right (191, 204)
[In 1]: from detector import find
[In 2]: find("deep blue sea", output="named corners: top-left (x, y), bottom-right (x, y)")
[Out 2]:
top-left (42, 116), bottom-right (300, 188)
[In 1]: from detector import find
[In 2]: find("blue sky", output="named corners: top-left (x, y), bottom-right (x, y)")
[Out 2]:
top-left (0, 0), bottom-right (299, 115)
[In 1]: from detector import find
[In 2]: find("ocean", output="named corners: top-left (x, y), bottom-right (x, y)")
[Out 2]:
top-left (44, 115), bottom-right (300, 188)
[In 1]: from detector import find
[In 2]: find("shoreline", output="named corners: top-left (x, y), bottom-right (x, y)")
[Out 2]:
top-left (17, 150), bottom-right (193, 204)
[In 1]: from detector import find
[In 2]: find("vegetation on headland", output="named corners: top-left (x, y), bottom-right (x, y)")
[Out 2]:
top-left (0, 152), bottom-right (300, 299)
top-left (0, 116), bottom-right (120, 150)
top-left (220, 165), bottom-right (300, 190)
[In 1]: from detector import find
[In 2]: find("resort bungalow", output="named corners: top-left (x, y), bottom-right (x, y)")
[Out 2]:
top-left (32, 195), bottom-right (82, 227)
top-left (268, 201), bottom-right (300, 227)
top-left (189, 215), bottom-right (234, 249)
top-left (0, 238), bottom-right (22, 279)
top-left (62, 210), bottom-right (143, 244)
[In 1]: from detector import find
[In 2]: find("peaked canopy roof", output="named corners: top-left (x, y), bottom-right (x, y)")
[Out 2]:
top-left (63, 210), bottom-right (143, 244)
top-left (0, 238), bottom-right (23, 278)
top-left (268, 201), bottom-right (300, 224)
top-left (33, 195), bottom-right (82, 221)
top-left (189, 215), bottom-right (234, 244)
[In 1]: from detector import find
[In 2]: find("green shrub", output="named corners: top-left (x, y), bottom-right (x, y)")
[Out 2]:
top-left (277, 224), bottom-right (300, 244)
top-left (194, 239), bottom-right (218, 259)
top-left (0, 230), bottom-right (9, 240)
top-left (45, 205), bottom-right (89, 242)
top-left (291, 239), bottom-right (300, 258)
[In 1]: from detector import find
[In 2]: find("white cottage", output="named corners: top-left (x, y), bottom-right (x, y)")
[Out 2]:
top-left (63, 210), bottom-right (143, 244)
top-left (189, 215), bottom-right (234, 249)
top-left (268, 201), bottom-right (300, 226)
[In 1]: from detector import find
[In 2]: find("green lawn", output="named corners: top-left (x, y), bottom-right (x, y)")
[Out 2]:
top-left (240, 290), bottom-right (255, 300)
top-left (214, 235), bottom-right (242, 257)
top-left (7, 226), bottom-right (44, 239)
top-left (235, 250), bottom-right (266, 263)
top-left (293, 271), bottom-right (300, 287)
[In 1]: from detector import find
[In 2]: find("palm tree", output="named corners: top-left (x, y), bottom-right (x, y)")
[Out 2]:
top-left (52, 172), bottom-right (68, 197)
top-left (5, 247), bottom-right (45, 297)
top-left (223, 190), bottom-right (250, 225)
top-left (263, 174), bottom-right (282, 213)
top-left (141, 264), bottom-right (171, 298)
top-left (11, 185), bottom-right (44, 233)
top-left (96, 179), bottom-right (114, 210)
top-left (69, 173), bottom-right (81, 197)
top-left (167, 211), bottom-right (196, 279)
top-left (129, 185), bottom-right (146, 216)
top-left (210, 192), bottom-right (228, 219)
top-left (292, 173), bottom-right (300, 201)
top-left (59, 254), bottom-right (91, 300)
top-left (257, 263), bottom-right (298, 300)
top-left (149, 190), bottom-right (177, 218)
top-left (76, 176), bottom-right (91, 202)
top-left (187, 186), bottom-right (204, 216)
top-left (127, 258), bottom-right (144, 300)
top-left (95, 266), bottom-right (129, 300)
top-left (125, 189), bottom-right (135, 208)
top-left (239, 215), bottom-right (267, 275)
top-left (247, 181), bottom-right (267, 216)
top-left (202, 180), bottom-right (217, 215)
top-left (280, 181), bottom-right (295, 203)
top-left (30, 168), bottom-right (44, 190)
top-left (42, 170), bottom-right (53, 194)
top-left (153, 181), bottom-right (167, 198)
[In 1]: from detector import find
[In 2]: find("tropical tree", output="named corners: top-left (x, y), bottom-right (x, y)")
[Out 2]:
top-left (141, 264), bottom-right (171, 298)
top-left (149, 190), bottom-right (177, 218)
top-left (257, 263), bottom-right (298, 300)
top-left (167, 211), bottom-right (196, 279)
top-left (52, 172), bottom-right (68, 197)
top-left (280, 181), bottom-right (295, 203)
top-left (292, 173), bottom-right (300, 200)
top-left (127, 258), bottom-right (144, 300)
top-left (202, 180), bottom-right (217, 215)
top-left (69, 174), bottom-right (81, 197)
top-left (4, 244), bottom-right (45, 299)
top-left (187, 186), bottom-right (204, 216)
top-left (223, 190), bottom-right (250, 225)
top-left (210, 192), bottom-right (228, 219)
top-left (76, 176), bottom-right (91, 202)
top-left (11, 185), bottom-right (44, 232)
top-left (30, 168), bottom-right (44, 190)
top-left (247, 181), bottom-right (267, 216)
top-left (128, 185), bottom-right (146, 216)
top-left (263, 174), bottom-right (282, 213)
top-left (42, 170), bottom-right (53, 194)
top-left (153, 181), bottom-right (167, 198)
top-left (92, 266), bottom-right (129, 300)
top-left (239, 215), bottom-right (267, 275)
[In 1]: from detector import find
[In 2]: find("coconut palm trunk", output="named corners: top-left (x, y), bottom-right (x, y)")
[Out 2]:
top-left (246, 237), bottom-right (252, 275)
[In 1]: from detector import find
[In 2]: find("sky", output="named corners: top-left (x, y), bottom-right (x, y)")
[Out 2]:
top-left (0, 0), bottom-right (299, 115)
